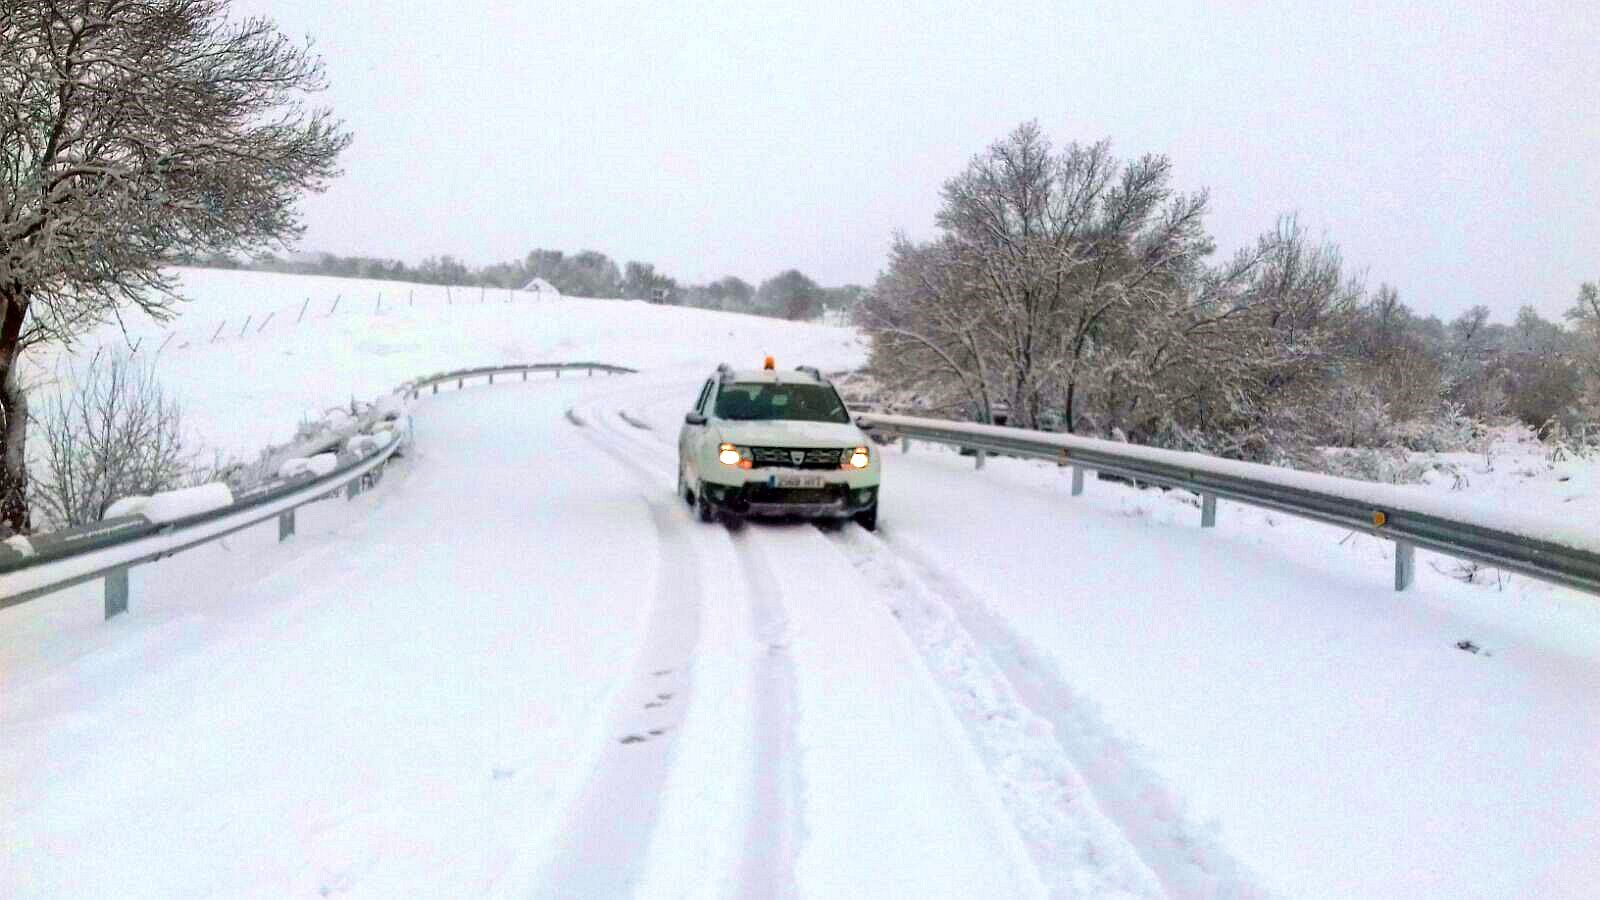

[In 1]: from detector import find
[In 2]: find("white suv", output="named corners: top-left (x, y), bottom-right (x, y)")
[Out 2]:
top-left (678, 362), bottom-right (881, 529)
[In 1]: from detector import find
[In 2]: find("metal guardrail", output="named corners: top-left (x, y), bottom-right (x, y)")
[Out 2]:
top-left (860, 413), bottom-right (1600, 597)
top-left (404, 361), bottom-right (635, 400)
top-left (1, 362), bottom-right (635, 620)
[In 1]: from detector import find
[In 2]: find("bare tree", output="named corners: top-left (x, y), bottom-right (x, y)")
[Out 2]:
top-left (861, 122), bottom-right (1237, 432)
top-left (32, 352), bottom-right (191, 529)
top-left (0, 0), bottom-right (349, 532)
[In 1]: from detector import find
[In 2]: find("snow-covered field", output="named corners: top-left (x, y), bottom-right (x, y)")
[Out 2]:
top-left (21, 266), bottom-right (864, 462)
top-left (4, 268), bottom-right (1598, 897)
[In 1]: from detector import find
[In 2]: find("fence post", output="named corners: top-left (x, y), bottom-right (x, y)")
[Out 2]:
top-left (446, 286), bottom-right (452, 305)
top-left (297, 298), bottom-right (311, 323)
top-left (211, 321), bottom-right (226, 342)
top-left (901, 435), bottom-right (911, 453)
top-left (375, 293), bottom-right (382, 314)
top-left (346, 479), bottom-right (360, 500)
top-left (432, 383), bottom-right (438, 395)
top-left (1395, 541), bottom-right (1415, 591)
top-left (1201, 492), bottom-right (1217, 527)
top-left (1071, 466), bottom-right (1085, 496)
top-left (974, 448), bottom-right (987, 470)
top-left (409, 290), bottom-right (414, 307)
top-left (522, 370), bottom-right (527, 382)
top-left (488, 372), bottom-right (495, 384)
top-left (238, 314), bottom-right (252, 337)
top-left (457, 377), bottom-right (463, 389)
top-left (256, 311), bottom-right (274, 332)
top-left (279, 509), bottom-right (295, 541)
top-left (105, 567), bottom-right (130, 619)
top-left (329, 295), bottom-right (341, 315)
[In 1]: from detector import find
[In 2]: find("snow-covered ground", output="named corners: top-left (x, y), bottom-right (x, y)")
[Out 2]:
top-left (21, 266), bottom-right (864, 462)
top-left (4, 268), bottom-right (1598, 897)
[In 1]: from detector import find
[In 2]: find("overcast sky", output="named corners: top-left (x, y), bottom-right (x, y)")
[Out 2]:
top-left (236, 0), bottom-right (1596, 322)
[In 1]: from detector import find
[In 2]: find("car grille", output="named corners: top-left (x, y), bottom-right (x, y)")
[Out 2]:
top-left (749, 446), bottom-right (843, 469)
top-left (741, 485), bottom-right (846, 505)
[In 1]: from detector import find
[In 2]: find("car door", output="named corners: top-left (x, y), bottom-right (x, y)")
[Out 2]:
top-left (680, 379), bottom-right (714, 478)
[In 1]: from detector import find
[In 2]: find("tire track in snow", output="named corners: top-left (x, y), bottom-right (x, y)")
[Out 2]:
top-left (530, 401), bottom-right (703, 896)
top-left (727, 530), bottom-right (802, 900)
top-left (584, 383), bottom-right (804, 897)
top-left (824, 526), bottom-right (1267, 899)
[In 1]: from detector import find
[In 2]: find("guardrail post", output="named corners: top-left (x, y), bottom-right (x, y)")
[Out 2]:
top-left (522, 370), bottom-right (527, 382)
top-left (347, 479), bottom-right (360, 500)
top-left (1071, 466), bottom-right (1085, 496)
top-left (901, 436), bottom-right (911, 453)
top-left (1394, 541), bottom-right (1415, 591)
top-left (457, 378), bottom-right (463, 389)
top-left (488, 373), bottom-right (495, 384)
top-left (431, 383), bottom-right (438, 395)
top-left (279, 509), bottom-right (295, 541)
top-left (1201, 492), bottom-right (1217, 527)
top-left (974, 448), bottom-right (986, 470)
top-left (105, 567), bottom-right (130, 619)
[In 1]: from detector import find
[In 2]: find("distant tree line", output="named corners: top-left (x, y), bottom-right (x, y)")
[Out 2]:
top-left (185, 248), bottom-right (865, 322)
top-left (859, 122), bottom-right (1599, 461)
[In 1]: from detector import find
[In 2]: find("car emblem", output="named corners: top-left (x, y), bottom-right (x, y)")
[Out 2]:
top-left (791, 451), bottom-right (806, 465)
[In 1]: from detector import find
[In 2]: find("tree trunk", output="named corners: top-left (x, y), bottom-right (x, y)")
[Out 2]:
top-left (1064, 381), bottom-right (1077, 434)
top-left (0, 290), bottom-right (31, 535)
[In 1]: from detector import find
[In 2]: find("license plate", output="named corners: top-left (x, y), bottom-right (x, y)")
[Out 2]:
top-left (774, 474), bottom-right (826, 488)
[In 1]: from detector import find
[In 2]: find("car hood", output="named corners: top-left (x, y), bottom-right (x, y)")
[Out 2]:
top-left (716, 420), bottom-right (865, 448)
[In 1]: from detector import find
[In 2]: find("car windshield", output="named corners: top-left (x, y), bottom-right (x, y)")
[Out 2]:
top-left (714, 382), bottom-right (850, 424)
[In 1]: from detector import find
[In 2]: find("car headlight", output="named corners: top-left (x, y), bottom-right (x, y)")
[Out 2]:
top-left (718, 443), bottom-right (751, 468)
top-left (845, 446), bottom-right (870, 469)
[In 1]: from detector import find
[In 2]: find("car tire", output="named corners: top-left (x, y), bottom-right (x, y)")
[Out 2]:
top-left (853, 502), bottom-right (878, 532)
top-left (695, 482), bottom-right (717, 523)
top-left (678, 465), bottom-right (694, 507)
top-left (857, 499), bottom-right (883, 528)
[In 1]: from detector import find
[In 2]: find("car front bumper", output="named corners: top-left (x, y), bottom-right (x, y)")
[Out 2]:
top-left (699, 480), bottom-right (878, 518)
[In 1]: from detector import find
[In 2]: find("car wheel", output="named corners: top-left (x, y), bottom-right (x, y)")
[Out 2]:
top-left (678, 465), bottom-right (693, 506)
top-left (695, 482), bottom-right (717, 523)
top-left (853, 502), bottom-right (878, 532)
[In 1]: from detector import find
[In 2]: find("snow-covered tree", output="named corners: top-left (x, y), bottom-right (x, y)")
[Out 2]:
top-left (0, 0), bottom-right (349, 532)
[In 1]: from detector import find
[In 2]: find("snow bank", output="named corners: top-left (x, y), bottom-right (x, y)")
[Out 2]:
top-left (345, 429), bottom-right (395, 457)
top-left (371, 393), bottom-right (409, 422)
top-left (102, 496), bottom-right (151, 520)
top-left (138, 483), bottom-right (234, 524)
top-left (278, 453), bottom-right (339, 479)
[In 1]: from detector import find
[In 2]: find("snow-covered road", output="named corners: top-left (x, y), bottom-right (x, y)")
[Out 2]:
top-left (5, 370), bottom-right (1597, 898)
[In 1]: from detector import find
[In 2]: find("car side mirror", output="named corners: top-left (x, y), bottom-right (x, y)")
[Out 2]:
top-left (685, 412), bottom-right (707, 426)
